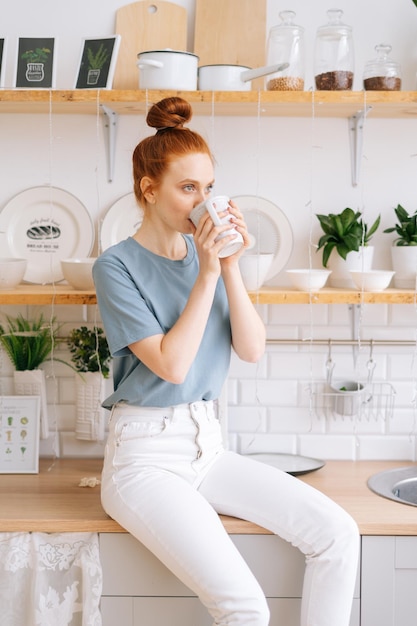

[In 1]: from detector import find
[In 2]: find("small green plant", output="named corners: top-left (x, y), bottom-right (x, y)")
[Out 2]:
top-left (0, 314), bottom-right (59, 370)
top-left (316, 207), bottom-right (381, 267)
top-left (21, 48), bottom-right (51, 64)
top-left (67, 326), bottom-right (111, 379)
top-left (383, 204), bottom-right (417, 246)
top-left (87, 44), bottom-right (110, 70)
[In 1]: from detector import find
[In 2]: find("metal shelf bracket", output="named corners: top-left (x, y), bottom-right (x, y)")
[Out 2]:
top-left (101, 105), bottom-right (118, 182)
top-left (348, 106), bottom-right (371, 187)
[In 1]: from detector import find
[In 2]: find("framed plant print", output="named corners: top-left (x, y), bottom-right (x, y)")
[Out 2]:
top-left (15, 37), bottom-right (56, 88)
top-left (75, 35), bottom-right (121, 89)
top-left (0, 396), bottom-right (40, 474)
top-left (0, 38), bottom-right (6, 88)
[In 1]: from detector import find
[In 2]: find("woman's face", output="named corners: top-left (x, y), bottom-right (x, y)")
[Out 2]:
top-left (150, 152), bottom-right (215, 234)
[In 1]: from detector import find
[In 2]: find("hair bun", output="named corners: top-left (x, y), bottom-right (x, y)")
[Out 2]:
top-left (147, 97), bottom-right (192, 131)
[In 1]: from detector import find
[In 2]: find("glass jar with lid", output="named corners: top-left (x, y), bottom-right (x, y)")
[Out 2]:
top-left (314, 8), bottom-right (354, 90)
top-left (266, 10), bottom-right (305, 91)
top-left (363, 44), bottom-right (401, 91)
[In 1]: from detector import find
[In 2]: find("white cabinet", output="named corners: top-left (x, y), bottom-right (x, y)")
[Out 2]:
top-left (361, 536), bottom-right (417, 626)
top-left (100, 532), bottom-right (360, 626)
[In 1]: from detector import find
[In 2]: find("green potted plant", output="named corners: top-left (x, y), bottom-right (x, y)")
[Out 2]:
top-left (67, 326), bottom-right (112, 441)
top-left (67, 325), bottom-right (111, 378)
top-left (316, 208), bottom-right (381, 287)
top-left (0, 313), bottom-right (61, 439)
top-left (383, 203), bottom-right (417, 288)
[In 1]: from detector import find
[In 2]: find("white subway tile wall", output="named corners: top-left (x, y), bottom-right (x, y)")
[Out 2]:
top-left (1, 302), bottom-right (416, 461)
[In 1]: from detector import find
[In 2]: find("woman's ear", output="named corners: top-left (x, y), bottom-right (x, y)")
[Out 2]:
top-left (140, 177), bottom-right (156, 204)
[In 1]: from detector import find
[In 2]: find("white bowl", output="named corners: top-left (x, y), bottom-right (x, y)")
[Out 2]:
top-left (286, 269), bottom-right (331, 291)
top-left (0, 258), bottom-right (27, 289)
top-left (61, 258), bottom-right (97, 290)
top-left (349, 270), bottom-right (395, 292)
top-left (239, 253), bottom-right (274, 290)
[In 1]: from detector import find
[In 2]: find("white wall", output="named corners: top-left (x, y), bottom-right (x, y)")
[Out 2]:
top-left (1, 0), bottom-right (417, 461)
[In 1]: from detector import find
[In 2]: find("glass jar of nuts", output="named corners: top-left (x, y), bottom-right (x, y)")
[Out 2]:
top-left (363, 44), bottom-right (401, 91)
top-left (266, 10), bottom-right (305, 91)
top-left (314, 9), bottom-right (354, 90)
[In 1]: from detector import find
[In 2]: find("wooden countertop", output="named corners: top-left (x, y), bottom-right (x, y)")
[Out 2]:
top-left (0, 458), bottom-right (416, 535)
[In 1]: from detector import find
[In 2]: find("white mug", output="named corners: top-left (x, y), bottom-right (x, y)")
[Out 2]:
top-left (190, 195), bottom-right (244, 258)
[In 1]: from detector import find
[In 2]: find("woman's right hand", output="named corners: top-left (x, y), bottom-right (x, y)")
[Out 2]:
top-left (192, 210), bottom-right (237, 276)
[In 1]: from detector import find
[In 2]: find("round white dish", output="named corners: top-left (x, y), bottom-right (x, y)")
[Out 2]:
top-left (231, 195), bottom-right (293, 281)
top-left (0, 187), bottom-right (94, 284)
top-left (100, 193), bottom-right (143, 251)
top-left (243, 452), bottom-right (325, 476)
top-left (61, 258), bottom-right (96, 290)
top-left (349, 270), bottom-right (395, 291)
top-left (286, 268), bottom-right (331, 290)
top-left (0, 258), bottom-right (27, 289)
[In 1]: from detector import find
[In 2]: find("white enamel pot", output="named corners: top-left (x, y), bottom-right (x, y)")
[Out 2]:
top-left (198, 62), bottom-right (289, 91)
top-left (136, 49), bottom-right (199, 90)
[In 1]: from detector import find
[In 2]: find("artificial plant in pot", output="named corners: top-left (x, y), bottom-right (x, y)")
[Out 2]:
top-left (383, 203), bottom-right (417, 288)
top-left (316, 207), bottom-right (381, 287)
top-left (67, 325), bottom-right (112, 441)
top-left (0, 314), bottom-right (61, 439)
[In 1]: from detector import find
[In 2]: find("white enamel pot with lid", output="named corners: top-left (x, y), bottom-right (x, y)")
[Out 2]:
top-left (136, 49), bottom-right (199, 90)
top-left (198, 62), bottom-right (289, 91)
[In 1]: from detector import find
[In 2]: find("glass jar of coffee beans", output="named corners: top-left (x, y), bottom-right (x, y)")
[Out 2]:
top-left (266, 10), bottom-right (305, 91)
top-left (314, 9), bottom-right (354, 90)
top-left (363, 44), bottom-right (401, 91)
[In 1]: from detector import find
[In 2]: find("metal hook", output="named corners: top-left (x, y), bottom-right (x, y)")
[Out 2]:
top-left (326, 339), bottom-right (335, 386)
top-left (366, 339), bottom-right (376, 385)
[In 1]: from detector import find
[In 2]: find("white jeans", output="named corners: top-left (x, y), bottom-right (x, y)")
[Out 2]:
top-left (101, 400), bottom-right (359, 626)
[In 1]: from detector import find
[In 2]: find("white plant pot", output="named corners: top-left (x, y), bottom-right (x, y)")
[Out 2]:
top-left (75, 371), bottom-right (108, 441)
top-left (390, 246), bottom-right (417, 288)
top-left (327, 246), bottom-right (374, 288)
top-left (331, 380), bottom-right (370, 417)
top-left (13, 369), bottom-right (48, 439)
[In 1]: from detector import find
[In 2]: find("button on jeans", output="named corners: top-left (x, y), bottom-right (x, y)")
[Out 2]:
top-left (101, 400), bottom-right (359, 626)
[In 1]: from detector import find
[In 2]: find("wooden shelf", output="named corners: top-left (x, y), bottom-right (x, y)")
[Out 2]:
top-left (1, 89), bottom-right (417, 118)
top-left (0, 285), bottom-right (97, 305)
top-left (248, 288), bottom-right (417, 305)
top-left (0, 285), bottom-right (416, 305)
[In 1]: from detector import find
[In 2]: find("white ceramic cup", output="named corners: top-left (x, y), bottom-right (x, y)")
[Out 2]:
top-left (190, 195), bottom-right (244, 258)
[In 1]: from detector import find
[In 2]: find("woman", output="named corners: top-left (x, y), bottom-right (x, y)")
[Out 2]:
top-left (93, 96), bottom-right (359, 626)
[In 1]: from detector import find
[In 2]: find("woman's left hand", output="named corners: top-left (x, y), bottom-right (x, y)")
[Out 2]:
top-left (220, 200), bottom-right (250, 265)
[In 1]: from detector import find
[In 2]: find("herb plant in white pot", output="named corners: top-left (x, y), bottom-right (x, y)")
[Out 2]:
top-left (0, 314), bottom-right (60, 439)
top-left (316, 208), bottom-right (381, 288)
top-left (383, 204), bottom-right (417, 288)
top-left (67, 326), bottom-right (112, 442)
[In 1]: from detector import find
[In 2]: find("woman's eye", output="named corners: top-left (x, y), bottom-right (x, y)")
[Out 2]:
top-left (205, 184), bottom-right (214, 194)
top-left (183, 184), bottom-right (194, 192)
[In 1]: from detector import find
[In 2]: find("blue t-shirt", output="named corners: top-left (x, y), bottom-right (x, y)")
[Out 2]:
top-left (93, 236), bottom-right (231, 408)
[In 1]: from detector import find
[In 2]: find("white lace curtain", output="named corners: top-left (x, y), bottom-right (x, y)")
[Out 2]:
top-left (0, 532), bottom-right (102, 626)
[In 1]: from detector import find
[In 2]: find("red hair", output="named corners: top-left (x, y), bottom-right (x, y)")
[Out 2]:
top-left (132, 97), bottom-right (213, 207)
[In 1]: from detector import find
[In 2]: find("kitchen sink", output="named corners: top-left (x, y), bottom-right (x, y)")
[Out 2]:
top-left (368, 466), bottom-right (417, 506)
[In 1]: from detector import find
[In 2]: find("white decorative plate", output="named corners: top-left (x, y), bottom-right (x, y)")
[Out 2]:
top-left (100, 193), bottom-right (143, 252)
top-left (0, 186), bottom-right (94, 284)
top-left (231, 195), bottom-right (293, 281)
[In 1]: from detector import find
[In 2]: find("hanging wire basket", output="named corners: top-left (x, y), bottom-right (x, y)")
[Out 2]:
top-left (307, 340), bottom-right (396, 421)
top-left (309, 380), bottom-right (396, 421)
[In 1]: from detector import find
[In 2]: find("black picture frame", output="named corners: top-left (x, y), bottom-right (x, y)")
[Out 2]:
top-left (75, 35), bottom-right (121, 89)
top-left (15, 37), bottom-right (56, 89)
top-left (0, 38), bottom-right (6, 88)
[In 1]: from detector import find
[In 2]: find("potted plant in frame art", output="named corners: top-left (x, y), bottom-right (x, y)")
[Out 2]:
top-left (383, 203), bottom-right (417, 288)
top-left (67, 326), bottom-right (112, 441)
top-left (316, 207), bottom-right (381, 287)
top-left (0, 313), bottom-right (61, 439)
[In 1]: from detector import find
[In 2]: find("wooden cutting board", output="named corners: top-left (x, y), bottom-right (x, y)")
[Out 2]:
top-left (194, 0), bottom-right (266, 70)
top-left (113, 0), bottom-right (188, 89)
